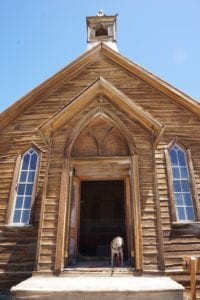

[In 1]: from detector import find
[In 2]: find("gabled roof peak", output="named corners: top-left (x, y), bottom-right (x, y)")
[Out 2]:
top-left (0, 43), bottom-right (199, 131)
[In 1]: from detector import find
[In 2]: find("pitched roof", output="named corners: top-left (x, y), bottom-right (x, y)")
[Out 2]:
top-left (0, 43), bottom-right (199, 130)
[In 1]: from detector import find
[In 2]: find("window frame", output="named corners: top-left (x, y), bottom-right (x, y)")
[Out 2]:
top-left (165, 140), bottom-right (200, 224)
top-left (6, 146), bottom-right (40, 226)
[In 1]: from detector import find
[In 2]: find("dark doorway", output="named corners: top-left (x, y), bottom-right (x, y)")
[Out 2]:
top-left (78, 180), bottom-right (126, 260)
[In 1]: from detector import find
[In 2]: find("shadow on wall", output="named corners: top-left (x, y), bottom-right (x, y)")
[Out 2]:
top-left (0, 226), bottom-right (37, 293)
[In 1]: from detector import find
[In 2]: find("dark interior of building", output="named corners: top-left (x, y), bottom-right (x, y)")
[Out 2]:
top-left (78, 180), bottom-right (127, 262)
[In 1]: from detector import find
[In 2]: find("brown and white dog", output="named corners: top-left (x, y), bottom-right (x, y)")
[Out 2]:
top-left (110, 236), bottom-right (124, 267)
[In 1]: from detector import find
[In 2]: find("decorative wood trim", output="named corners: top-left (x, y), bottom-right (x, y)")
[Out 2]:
top-left (130, 155), bottom-right (143, 270)
top-left (165, 143), bottom-right (200, 224)
top-left (166, 138), bottom-right (188, 151)
top-left (55, 158), bottom-right (70, 271)
top-left (18, 142), bottom-right (46, 155)
top-left (39, 77), bottom-right (163, 138)
top-left (65, 165), bottom-right (74, 265)
top-left (35, 138), bottom-right (52, 271)
top-left (187, 149), bottom-right (200, 221)
top-left (64, 107), bottom-right (137, 157)
top-left (5, 146), bottom-right (41, 226)
top-left (66, 176), bottom-right (81, 265)
top-left (5, 155), bottom-right (21, 224)
top-left (165, 149), bottom-right (177, 223)
top-left (29, 152), bottom-right (41, 225)
top-left (125, 176), bottom-right (134, 262)
top-left (74, 177), bottom-right (81, 260)
top-left (70, 157), bottom-right (130, 164)
top-left (64, 158), bottom-right (133, 267)
top-left (154, 126), bottom-right (166, 149)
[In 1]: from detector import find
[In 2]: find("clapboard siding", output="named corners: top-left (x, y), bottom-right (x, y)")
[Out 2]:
top-left (2, 56), bottom-right (200, 134)
top-left (0, 49), bottom-right (200, 292)
top-left (35, 97), bottom-right (159, 271)
top-left (0, 226), bottom-right (37, 292)
top-left (0, 133), bottom-right (47, 290)
top-left (155, 136), bottom-right (200, 281)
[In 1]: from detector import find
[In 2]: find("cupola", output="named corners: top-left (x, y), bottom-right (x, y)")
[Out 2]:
top-left (86, 10), bottom-right (118, 52)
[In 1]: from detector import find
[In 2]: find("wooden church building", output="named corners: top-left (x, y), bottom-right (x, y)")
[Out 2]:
top-left (0, 11), bottom-right (200, 299)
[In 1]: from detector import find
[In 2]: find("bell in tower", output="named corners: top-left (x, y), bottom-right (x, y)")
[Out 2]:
top-left (86, 10), bottom-right (118, 52)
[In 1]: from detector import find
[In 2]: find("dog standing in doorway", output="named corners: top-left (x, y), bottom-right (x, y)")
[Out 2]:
top-left (111, 236), bottom-right (124, 267)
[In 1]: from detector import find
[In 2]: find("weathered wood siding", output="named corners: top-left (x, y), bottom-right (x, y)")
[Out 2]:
top-left (0, 54), bottom-right (200, 290)
top-left (36, 94), bottom-right (159, 271)
top-left (0, 134), bottom-right (47, 291)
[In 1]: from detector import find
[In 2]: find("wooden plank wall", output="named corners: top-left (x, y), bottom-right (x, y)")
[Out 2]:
top-left (0, 55), bottom-right (199, 291)
top-left (36, 94), bottom-right (159, 271)
top-left (0, 133), bottom-right (47, 291)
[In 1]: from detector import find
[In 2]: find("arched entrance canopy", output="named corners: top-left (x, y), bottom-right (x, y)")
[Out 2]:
top-left (47, 77), bottom-right (164, 272)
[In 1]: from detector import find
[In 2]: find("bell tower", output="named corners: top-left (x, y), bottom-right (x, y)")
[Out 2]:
top-left (86, 10), bottom-right (118, 52)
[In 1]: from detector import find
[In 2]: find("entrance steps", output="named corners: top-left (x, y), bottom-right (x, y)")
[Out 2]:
top-left (11, 272), bottom-right (184, 300)
top-left (63, 267), bottom-right (135, 277)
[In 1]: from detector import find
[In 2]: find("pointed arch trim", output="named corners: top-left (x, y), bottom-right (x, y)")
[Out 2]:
top-left (64, 107), bottom-right (137, 157)
top-left (5, 146), bottom-right (41, 225)
top-left (165, 140), bottom-right (200, 223)
top-left (166, 138), bottom-right (189, 151)
top-left (39, 77), bottom-right (164, 139)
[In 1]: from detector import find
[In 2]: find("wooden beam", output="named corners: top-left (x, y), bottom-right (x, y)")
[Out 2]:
top-left (191, 257), bottom-right (198, 300)
top-left (154, 126), bottom-right (165, 149)
top-left (187, 149), bottom-right (200, 221)
top-left (130, 155), bottom-right (143, 270)
top-left (64, 164), bottom-right (74, 265)
top-left (5, 155), bottom-right (21, 224)
top-left (55, 158), bottom-right (70, 271)
top-left (164, 149), bottom-right (177, 222)
top-left (183, 256), bottom-right (200, 300)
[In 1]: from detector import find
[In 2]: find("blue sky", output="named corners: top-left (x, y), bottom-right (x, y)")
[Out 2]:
top-left (0, 0), bottom-right (199, 112)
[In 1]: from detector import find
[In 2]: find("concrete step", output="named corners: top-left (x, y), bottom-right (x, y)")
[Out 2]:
top-left (11, 275), bottom-right (184, 300)
top-left (62, 267), bottom-right (135, 277)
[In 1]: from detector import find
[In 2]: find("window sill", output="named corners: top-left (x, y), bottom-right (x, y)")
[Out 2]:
top-left (170, 221), bottom-right (200, 237)
top-left (172, 221), bottom-right (200, 226)
top-left (0, 224), bottom-right (35, 231)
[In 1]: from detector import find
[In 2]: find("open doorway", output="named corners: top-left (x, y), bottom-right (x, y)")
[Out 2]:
top-left (78, 180), bottom-right (127, 264)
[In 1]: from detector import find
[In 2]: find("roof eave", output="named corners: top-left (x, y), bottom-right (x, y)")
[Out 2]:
top-left (101, 44), bottom-right (200, 118)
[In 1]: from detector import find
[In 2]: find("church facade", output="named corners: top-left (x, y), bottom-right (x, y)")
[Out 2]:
top-left (0, 12), bottom-right (200, 298)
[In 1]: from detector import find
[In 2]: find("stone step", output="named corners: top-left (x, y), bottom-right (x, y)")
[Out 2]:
top-left (11, 275), bottom-right (184, 300)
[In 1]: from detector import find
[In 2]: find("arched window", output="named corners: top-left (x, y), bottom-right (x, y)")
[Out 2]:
top-left (169, 144), bottom-right (195, 222)
top-left (12, 148), bottom-right (39, 225)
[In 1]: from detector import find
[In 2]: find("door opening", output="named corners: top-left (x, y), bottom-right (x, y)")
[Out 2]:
top-left (78, 180), bottom-right (127, 262)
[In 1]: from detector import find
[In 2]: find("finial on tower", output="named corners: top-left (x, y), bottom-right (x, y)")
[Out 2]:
top-left (86, 11), bottom-right (118, 52)
top-left (97, 9), bottom-right (105, 17)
